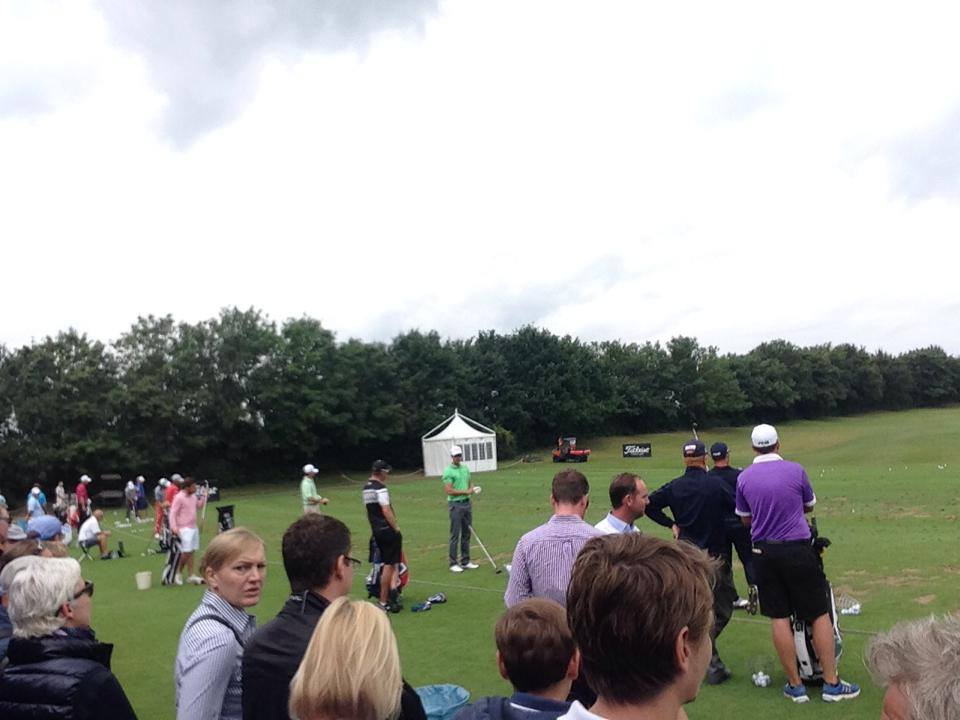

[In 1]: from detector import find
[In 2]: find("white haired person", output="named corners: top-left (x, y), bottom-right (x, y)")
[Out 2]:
top-left (0, 557), bottom-right (136, 719)
top-left (175, 528), bottom-right (266, 720)
top-left (866, 614), bottom-right (960, 720)
top-left (289, 597), bottom-right (404, 720)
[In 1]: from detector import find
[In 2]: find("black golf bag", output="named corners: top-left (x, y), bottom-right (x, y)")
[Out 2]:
top-left (160, 515), bottom-right (182, 586)
top-left (365, 536), bottom-right (408, 601)
top-left (791, 519), bottom-right (842, 684)
top-left (217, 505), bottom-right (235, 532)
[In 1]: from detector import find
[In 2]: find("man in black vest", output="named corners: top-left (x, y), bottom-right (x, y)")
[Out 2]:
top-left (707, 441), bottom-right (757, 611)
top-left (645, 438), bottom-right (737, 685)
top-left (242, 514), bottom-right (425, 720)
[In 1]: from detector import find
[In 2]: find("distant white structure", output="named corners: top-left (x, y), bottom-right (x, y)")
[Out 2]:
top-left (421, 409), bottom-right (498, 477)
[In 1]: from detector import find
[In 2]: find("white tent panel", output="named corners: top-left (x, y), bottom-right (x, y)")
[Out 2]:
top-left (422, 410), bottom-right (498, 477)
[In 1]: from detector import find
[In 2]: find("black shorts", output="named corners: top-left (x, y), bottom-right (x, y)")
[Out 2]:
top-left (752, 540), bottom-right (831, 621)
top-left (373, 528), bottom-right (402, 565)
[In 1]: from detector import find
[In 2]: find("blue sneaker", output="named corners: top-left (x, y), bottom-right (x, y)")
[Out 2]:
top-left (783, 683), bottom-right (809, 703)
top-left (822, 679), bottom-right (860, 702)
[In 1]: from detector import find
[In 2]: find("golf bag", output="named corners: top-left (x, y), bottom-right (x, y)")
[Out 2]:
top-left (217, 505), bottom-right (235, 532)
top-left (791, 519), bottom-right (843, 684)
top-left (365, 535), bottom-right (408, 600)
top-left (160, 515), bottom-right (182, 586)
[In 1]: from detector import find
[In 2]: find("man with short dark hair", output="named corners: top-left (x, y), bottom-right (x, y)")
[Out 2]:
top-left (736, 424), bottom-right (859, 703)
top-left (594, 473), bottom-right (648, 535)
top-left (707, 442), bottom-right (756, 610)
top-left (645, 439), bottom-right (736, 685)
top-left (444, 445), bottom-right (479, 572)
top-left (455, 598), bottom-right (577, 720)
top-left (560, 534), bottom-right (715, 720)
top-left (242, 514), bottom-right (425, 720)
top-left (505, 470), bottom-right (601, 608)
top-left (363, 460), bottom-right (403, 612)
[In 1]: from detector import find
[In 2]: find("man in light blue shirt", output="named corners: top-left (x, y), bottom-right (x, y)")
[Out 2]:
top-left (594, 473), bottom-right (648, 535)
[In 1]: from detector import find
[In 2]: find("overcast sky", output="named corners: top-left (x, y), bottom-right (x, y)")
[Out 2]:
top-left (3, 1), bottom-right (960, 356)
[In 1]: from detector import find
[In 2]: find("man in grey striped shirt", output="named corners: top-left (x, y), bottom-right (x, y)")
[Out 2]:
top-left (505, 469), bottom-right (602, 608)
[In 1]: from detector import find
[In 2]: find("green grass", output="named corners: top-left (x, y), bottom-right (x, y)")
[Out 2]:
top-left (81, 406), bottom-right (960, 719)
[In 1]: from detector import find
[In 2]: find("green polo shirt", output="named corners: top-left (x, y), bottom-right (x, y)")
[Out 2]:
top-left (442, 463), bottom-right (471, 503)
top-left (300, 475), bottom-right (320, 509)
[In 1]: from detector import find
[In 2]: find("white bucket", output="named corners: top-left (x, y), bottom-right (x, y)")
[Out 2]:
top-left (135, 571), bottom-right (152, 591)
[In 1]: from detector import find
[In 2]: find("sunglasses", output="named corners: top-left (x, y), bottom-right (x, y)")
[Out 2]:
top-left (345, 555), bottom-right (362, 569)
top-left (73, 581), bottom-right (94, 600)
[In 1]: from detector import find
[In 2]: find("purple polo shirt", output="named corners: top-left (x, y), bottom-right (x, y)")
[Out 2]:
top-left (735, 453), bottom-right (816, 542)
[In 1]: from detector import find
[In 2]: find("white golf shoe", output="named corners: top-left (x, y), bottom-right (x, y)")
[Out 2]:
top-left (461, 562), bottom-right (480, 570)
top-left (449, 564), bottom-right (464, 573)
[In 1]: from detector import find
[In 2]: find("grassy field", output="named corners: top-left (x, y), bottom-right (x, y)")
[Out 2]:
top-left (80, 406), bottom-right (960, 719)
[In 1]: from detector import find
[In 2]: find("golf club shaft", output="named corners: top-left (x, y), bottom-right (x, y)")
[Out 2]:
top-left (468, 524), bottom-right (498, 571)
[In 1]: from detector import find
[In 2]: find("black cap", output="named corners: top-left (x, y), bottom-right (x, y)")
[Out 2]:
top-left (371, 459), bottom-right (392, 474)
top-left (710, 442), bottom-right (729, 459)
top-left (682, 439), bottom-right (706, 458)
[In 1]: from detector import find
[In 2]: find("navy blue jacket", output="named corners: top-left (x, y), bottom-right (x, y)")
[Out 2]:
top-left (0, 604), bottom-right (12, 659)
top-left (646, 466), bottom-right (735, 555)
top-left (454, 692), bottom-right (570, 720)
top-left (0, 629), bottom-right (137, 720)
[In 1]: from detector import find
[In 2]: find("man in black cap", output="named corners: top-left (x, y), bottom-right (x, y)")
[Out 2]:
top-left (362, 459), bottom-right (403, 612)
top-left (708, 441), bottom-right (757, 611)
top-left (645, 438), bottom-right (738, 684)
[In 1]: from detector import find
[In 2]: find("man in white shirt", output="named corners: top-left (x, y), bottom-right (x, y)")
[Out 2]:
top-left (78, 509), bottom-right (114, 560)
top-left (594, 473), bottom-right (648, 535)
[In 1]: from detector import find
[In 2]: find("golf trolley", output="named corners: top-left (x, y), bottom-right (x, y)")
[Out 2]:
top-left (792, 518), bottom-right (843, 684)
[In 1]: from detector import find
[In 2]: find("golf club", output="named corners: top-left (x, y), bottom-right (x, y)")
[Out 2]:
top-left (469, 524), bottom-right (502, 574)
top-left (691, 422), bottom-right (699, 440)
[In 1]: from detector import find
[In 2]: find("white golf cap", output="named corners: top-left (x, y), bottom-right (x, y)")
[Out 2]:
top-left (136, 475), bottom-right (145, 482)
top-left (171, 473), bottom-right (183, 483)
top-left (80, 474), bottom-right (92, 483)
top-left (31, 487), bottom-right (40, 496)
top-left (159, 478), bottom-right (169, 487)
top-left (450, 445), bottom-right (463, 456)
top-left (303, 463), bottom-right (318, 474)
top-left (751, 424), bottom-right (779, 448)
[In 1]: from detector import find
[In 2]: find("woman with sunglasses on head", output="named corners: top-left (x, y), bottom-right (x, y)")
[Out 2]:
top-left (175, 527), bottom-right (267, 720)
top-left (0, 557), bottom-right (136, 719)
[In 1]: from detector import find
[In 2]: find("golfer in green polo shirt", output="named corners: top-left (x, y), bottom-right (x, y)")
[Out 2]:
top-left (300, 463), bottom-right (328, 514)
top-left (443, 445), bottom-right (479, 572)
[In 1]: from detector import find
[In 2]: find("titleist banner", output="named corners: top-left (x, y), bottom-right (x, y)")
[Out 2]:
top-left (622, 443), bottom-right (652, 458)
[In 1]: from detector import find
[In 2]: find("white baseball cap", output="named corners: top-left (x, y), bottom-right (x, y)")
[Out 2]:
top-left (136, 475), bottom-right (145, 482)
top-left (751, 424), bottom-right (779, 448)
top-left (450, 445), bottom-right (463, 456)
top-left (159, 478), bottom-right (170, 487)
top-left (171, 473), bottom-right (183, 483)
top-left (31, 487), bottom-right (40, 496)
top-left (80, 474), bottom-right (92, 483)
top-left (303, 463), bottom-right (318, 475)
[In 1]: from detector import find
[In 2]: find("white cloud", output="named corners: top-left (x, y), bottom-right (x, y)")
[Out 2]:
top-left (1, 0), bottom-right (959, 355)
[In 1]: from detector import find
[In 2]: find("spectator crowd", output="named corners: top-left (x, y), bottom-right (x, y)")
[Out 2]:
top-left (0, 423), bottom-right (957, 719)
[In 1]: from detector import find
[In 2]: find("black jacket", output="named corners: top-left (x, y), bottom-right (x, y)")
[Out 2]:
top-left (0, 629), bottom-right (137, 720)
top-left (707, 465), bottom-right (744, 529)
top-left (242, 591), bottom-right (426, 720)
top-left (646, 467), bottom-right (735, 555)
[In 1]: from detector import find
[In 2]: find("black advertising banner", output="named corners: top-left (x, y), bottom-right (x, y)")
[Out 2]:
top-left (622, 443), bottom-right (652, 458)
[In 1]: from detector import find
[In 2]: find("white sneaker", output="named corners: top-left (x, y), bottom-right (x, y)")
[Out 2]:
top-left (449, 564), bottom-right (464, 573)
top-left (153, 533), bottom-right (161, 540)
top-left (186, 575), bottom-right (204, 585)
top-left (174, 573), bottom-right (183, 586)
top-left (461, 562), bottom-right (480, 570)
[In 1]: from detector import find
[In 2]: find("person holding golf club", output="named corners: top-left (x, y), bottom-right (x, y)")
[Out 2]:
top-left (706, 442), bottom-right (756, 611)
top-left (735, 423), bottom-right (859, 703)
top-left (594, 473), bottom-right (649, 534)
top-left (363, 460), bottom-right (404, 613)
top-left (169, 477), bottom-right (206, 586)
top-left (443, 445), bottom-right (480, 573)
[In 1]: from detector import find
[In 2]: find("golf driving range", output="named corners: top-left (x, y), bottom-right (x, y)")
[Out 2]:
top-left (79, 406), bottom-right (959, 719)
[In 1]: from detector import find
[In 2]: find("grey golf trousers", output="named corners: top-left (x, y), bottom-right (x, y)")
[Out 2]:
top-left (448, 501), bottom-right (472, 566)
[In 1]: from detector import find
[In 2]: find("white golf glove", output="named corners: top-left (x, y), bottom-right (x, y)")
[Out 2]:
top-left (473, 486), bottom-right (482, 495)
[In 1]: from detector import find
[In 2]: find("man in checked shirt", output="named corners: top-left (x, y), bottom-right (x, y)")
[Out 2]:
top-left (505, 469), bottom-right (602, 609)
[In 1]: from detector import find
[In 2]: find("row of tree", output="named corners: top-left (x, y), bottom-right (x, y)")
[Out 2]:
top-left (1, 308), bottom-right (958, 497)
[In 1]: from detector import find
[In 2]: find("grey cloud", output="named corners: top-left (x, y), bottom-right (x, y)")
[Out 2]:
top-left (0, 68), bottom-right (93, 119)
top-left (98, 0), bottom-right (439, 147)
top-left (887, 105), bottom-right (960, 200)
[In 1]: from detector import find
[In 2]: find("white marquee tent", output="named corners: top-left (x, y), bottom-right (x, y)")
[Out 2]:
top-left (421, 409), bottom-right (498, 477)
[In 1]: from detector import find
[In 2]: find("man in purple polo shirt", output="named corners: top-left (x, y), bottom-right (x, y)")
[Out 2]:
top-left (735, 423), bottom-right (859, 704)
top-left (504, 469), bottom-right (601, 609)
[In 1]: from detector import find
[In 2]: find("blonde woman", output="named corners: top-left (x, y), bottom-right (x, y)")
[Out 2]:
top-left (175, 528), bottom-right (266, 720)
top-left (290, 597), bottom-right (403, 720)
